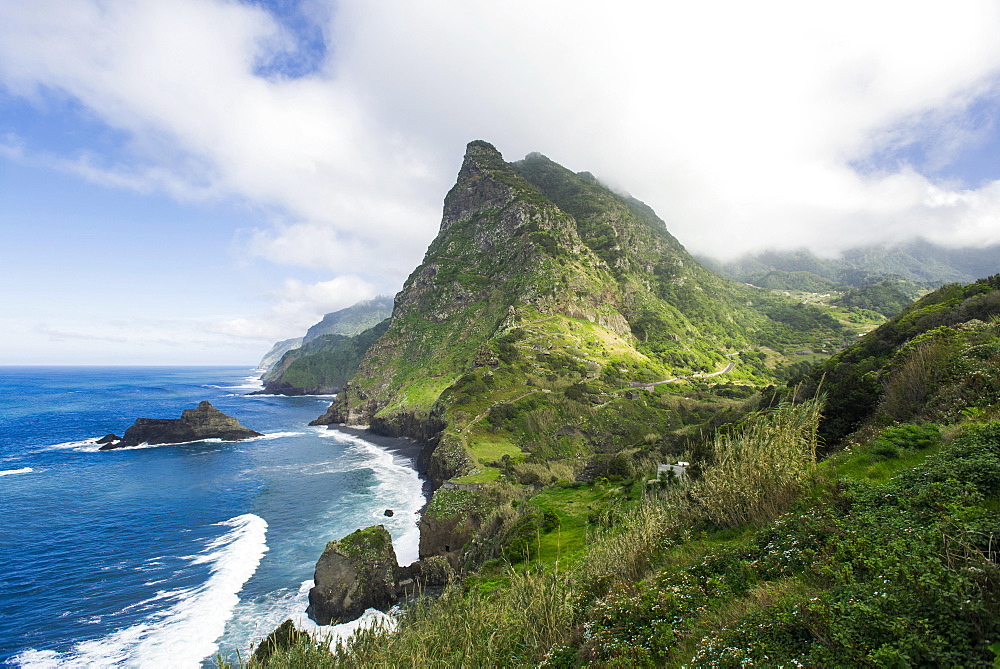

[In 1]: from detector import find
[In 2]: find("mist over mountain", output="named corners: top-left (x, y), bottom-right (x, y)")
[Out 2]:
top-left (699, 239), bottom-right (1000, 290)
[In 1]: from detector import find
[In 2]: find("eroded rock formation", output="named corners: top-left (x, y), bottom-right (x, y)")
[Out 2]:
top-left (306, 525), bottom-right (454, 625)
top-left (100, 401), bottom-right (261, 449)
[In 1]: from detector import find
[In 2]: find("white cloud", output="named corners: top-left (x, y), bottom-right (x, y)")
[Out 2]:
top-left (208, 275), bottom-right (377, 341)
top-left (2, 0), bottom-right (1000, 289)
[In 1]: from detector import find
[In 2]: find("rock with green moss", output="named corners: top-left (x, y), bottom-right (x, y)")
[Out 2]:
top-left (418, 487), bottom-right (497, 566)
top-left (306, 525), bottom-right (399, 625)
top-left (306, 524), bottom-right (459, 625)
top-left (251, 619), bottom-right (312, 663)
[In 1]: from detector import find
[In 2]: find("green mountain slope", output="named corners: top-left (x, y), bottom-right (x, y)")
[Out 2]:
top-left (258, 319), bottom-right (390, 395)
top-left (255, 288), bottom-right (1000, 664)
top-left (302, 296), bottom-right (393, 344)
top-left (243, 151), bottom-right (1000, 669)
top-left (797, 274), bottom-right (1000, 445)
top-left (258, 297), bottom-right (393, 393)
top-left (703, 239), bottom-right (1000, 289)
top-left (312, 141), bottom-right (842, 487)
top-left (831, 277), bottom-right (924, 317)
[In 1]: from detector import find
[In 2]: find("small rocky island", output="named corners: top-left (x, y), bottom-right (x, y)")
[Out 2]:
top-left (307, 525), bottom-right (453, 625)
top-left (99, 401), bottom-right (262, 450)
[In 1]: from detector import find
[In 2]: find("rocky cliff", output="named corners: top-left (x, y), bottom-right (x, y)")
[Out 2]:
top-left (306, 525), bottom-right (453, 625)
top-left (312, 141), bottom-right (802, 441)
top-left (257, 337), bottom-right (303, 374)
top-left (257, 319), bottom-right (390, 395)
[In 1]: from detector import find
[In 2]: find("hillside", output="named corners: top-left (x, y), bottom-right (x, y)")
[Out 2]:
top-left (797, 274), bottom-right (1000, 446)
top-left (301, 296), bottom-right (393, 345)
top-left (257, 320), bottom-right (389, 395)
top-left (701, 239), bottom-right (1000, 290)
top-left (249, 273), bottom-right (1000, 667)
top-left (311, 141), bottom-right (845, 488)
top-left (257, 297), bottom-right (393, 393)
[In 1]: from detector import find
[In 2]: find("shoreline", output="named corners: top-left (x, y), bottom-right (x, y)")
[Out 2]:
top-left (326, 424), bottom-right (433, 503)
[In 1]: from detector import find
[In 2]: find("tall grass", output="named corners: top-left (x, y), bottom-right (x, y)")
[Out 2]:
top-left (879, 338), bottom-right (953, 423)
top-left (243, 399), bottom-right (825, 667)
top-left (690, 397), bottom-right (823, 528)
top-left (244, 567), bottom-right (576, 668)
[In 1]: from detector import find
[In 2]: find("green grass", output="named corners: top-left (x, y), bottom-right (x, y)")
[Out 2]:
top-left (449, 467), bottom-right (501, 485)
top-left (822, 439), bottom-right (942, 483)
top-left (528, 484), bottom-right (616, 564)
top-left (466, 430), bottom-right (524, 464)
top-left (388, 373), bottom-right (460, 413)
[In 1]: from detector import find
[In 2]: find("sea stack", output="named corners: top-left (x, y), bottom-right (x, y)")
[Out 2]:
top-left (100, 401), bottom-right (262, 450)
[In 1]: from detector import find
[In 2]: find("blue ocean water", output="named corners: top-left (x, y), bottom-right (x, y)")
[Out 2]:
top-left (0, 367), bottom-right (424, 667)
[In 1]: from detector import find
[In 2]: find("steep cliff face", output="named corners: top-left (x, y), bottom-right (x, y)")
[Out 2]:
top-left (257, 337), bottom-right (303, 374)
top-left (259, 297), bottom-right (393, 392)
top-left (258, 319), bottom-right (390, 395)
top-left (316, 141), bottom-right (630, 434)
top-left (302, 296), bottom-right (393, 345)
top-left (512, 153), bottom-right (774, 354)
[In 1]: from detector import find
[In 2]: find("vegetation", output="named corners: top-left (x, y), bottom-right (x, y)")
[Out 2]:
top-left (233, 142), bottom-right (1000, 666)
top-left (832, 277), bottom-right (924, 317)
top-left (797, 275), bottom-right (1000, 446)
top-left (703, 239), bottom-right (1000, 288)
top-left (262, 319), bottom-right (390, 393)
top-left (232, 391), bottom-right (1000, 667)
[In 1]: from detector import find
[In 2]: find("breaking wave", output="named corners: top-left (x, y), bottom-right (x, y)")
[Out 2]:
top-left (14, 514), bottom-right (268, 668)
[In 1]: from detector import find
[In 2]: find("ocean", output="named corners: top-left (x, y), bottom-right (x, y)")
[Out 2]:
top-left (0, 366), bottom-right (424, 666)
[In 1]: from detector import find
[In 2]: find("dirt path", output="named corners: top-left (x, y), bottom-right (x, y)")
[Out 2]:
top-left (626, 359), bottom-right (736, 392)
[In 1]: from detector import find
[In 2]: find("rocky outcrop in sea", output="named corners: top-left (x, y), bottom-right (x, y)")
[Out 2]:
top-left (99, 401), bottom-right (262, 450)
top-left (306, 525), bottom-right (453, 625)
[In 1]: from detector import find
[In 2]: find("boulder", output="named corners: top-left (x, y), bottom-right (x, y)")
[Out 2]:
top-left (251, 619), bottom-right (311, 663)
top-left (96, 434), bottom-right (122, 450)
top-left (306, 525), bottom-right (456, 625)
top-left (307, 525), bottom-right (399, 625)
top-left (103, 401), bottom-right (262, 449)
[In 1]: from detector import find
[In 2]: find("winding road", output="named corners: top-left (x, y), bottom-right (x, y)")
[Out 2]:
top-left (627, 359), bottom-right (737, 392)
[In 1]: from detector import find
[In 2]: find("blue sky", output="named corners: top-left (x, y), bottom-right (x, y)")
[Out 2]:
top-left (2, 0), bottom-right (1000, 364)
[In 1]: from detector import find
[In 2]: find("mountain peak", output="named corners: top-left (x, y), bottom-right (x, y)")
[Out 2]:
top-left (441, 140), bottom-right (535, 231)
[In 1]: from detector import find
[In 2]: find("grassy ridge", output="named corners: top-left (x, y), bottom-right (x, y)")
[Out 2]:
top-left (235, 401), bottom-right (1000, 668)
top-left (227, 276), bottom-right (1000, 667)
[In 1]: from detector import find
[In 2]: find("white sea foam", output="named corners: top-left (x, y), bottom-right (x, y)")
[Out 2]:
top-left (47, 434), bottom-right (270, 454)
top-left (14, 514), bottom-right (268, 669)
top-left (322, 431), bottom-right (425, 565)
top-left (46, 438), bottom-right (170, 452)
top-left (249, 431), bottom-right (306, 441)
top-left (240, 392), bottom-right (337, 399)
top-left (292, 580), bottom-right (397, 647)
top-left (46, 438), bottom-right (105, 453)
top-left (239, 459), bottom-right (353, 478)
top-left (203, 375), bottom-right (265, 392)
top-left (0, 467), bottom-right (34, 477)
top-left (219, 579), bottom-right (395, 661)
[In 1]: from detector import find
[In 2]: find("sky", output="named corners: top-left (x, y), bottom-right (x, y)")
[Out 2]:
top-left (2, 1), bottom-right (1000, 365)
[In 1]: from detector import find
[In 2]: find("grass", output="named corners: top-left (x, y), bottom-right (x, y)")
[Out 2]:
top-left (394, 374), bottom-right (461, 411)
top-left (465, 430), bottom-right (523, 464)
top-left (449, 467), bottom-right (501, 485)
top-left (530, 484), bottom-right (615, 564)
top-left (234, 403), bottom-right (1000, 668)
top-left (822, 437), bottom-right (942, 483)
